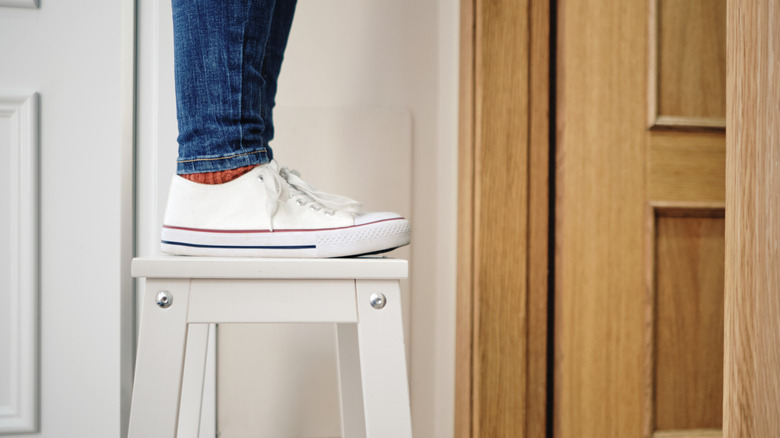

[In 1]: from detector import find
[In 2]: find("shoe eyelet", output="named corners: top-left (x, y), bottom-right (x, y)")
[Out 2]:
top-left (324, 210), bottom-right (335, 216)
top-left (257, 175), bottom-right (264, 182)
top-left (310, 205), bottom-right (321, 211)
top-left (296, 199), bottom-right (306, 206)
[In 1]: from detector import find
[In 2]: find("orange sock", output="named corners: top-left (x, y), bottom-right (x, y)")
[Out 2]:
top-left (181, 165), bottom-right (256, 184)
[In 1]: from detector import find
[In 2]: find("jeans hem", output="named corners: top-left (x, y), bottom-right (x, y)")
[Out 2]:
top-left (176, 148), bottom-right (273, 174)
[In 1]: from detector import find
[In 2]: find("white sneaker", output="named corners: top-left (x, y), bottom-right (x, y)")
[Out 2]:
top-left (160, 161), bottom-right (411, 258)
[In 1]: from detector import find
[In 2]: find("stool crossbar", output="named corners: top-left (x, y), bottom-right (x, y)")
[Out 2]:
top-left (127, 256), bottom-right (413, 438)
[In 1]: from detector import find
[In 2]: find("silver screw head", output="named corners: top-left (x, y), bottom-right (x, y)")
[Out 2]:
top-left (156, 290), bottom-right (173, 308)
top-left (369, 293), bottom-right (387, 310)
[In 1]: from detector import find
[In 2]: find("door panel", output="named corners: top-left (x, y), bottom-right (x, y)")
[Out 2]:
top-left (654, 0), bottom-right (726, 127)
top-left (556, 0), bottom-right (726, 437)
top-left (653, 211), bottom-right (724, 431)
top-left (0, 1), bottom-right (134, 436)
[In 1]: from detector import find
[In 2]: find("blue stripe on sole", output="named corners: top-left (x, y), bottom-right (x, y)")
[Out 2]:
top-left (161, 240), bottom-right (316, 250)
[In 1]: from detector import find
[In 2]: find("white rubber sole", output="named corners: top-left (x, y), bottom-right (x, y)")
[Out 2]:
top-left (160, 217), bottom-right (411, 258)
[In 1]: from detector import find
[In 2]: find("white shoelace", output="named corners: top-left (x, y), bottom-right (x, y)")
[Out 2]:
top-left (257, 161), bottom-right (362, 231)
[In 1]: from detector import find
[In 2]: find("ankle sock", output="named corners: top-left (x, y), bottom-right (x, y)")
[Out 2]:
top-left (181, 165), bottom-right (256, 184)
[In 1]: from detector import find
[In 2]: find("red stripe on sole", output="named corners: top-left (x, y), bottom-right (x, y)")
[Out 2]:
top-left (162, 217), bottom-right (404, 234)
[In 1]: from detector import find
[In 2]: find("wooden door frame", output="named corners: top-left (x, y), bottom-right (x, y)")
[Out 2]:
top-left (456, 0), bottom-right (552, 436)
top-left (724, 0), bottom-right (780, 434)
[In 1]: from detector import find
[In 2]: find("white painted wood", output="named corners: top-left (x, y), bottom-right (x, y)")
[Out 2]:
top-left (132, 256), bottom-right (408, 280)
top-left (0, 0), bottom-right (37, 9)
top-left (119, 0), bottom-right (138, 433)
top-left (198, 325), bottom-right (217, 438)
top-left (135, 0), bottom-right (178, 264)
top-left (128, 279), bottom-right (192, 438)
top-left (177, 324), bottom-right (209, 438)
top-left (1, 1), bottom-right (135, 437)
top-left (0, 92), bottom-right (38, 434)
top-left (336, 324), bottom-right (367, 438)
top-left (130, 261), bottom-right (412, 437)
top-left (355, 280), bottom-right (412, 438)
top-left (136, 321), bottom-right (216, 438)
top-left (188, 279), bottom-right (357, 324)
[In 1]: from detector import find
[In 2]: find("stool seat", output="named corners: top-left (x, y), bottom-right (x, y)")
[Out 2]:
top-left (127, 256), bottom-right (412, 438)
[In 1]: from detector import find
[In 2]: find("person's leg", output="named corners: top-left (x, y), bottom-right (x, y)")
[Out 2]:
top-left (260, 0), bottom-right (298, 146)
top-left (172, 0), bottom-right (276, 176)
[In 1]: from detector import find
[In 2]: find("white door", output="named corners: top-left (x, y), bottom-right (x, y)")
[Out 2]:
top-left (0, 1), bottom-right (134, 437)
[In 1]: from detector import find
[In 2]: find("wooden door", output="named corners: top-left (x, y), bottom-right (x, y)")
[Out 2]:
top-left (456, 0), bottom-right (550, 437)
top-left (556, 1), bottom-right (726, 437)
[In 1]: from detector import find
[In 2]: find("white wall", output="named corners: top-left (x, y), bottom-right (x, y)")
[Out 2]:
top-left (136, 0), bottom-right (459, 436)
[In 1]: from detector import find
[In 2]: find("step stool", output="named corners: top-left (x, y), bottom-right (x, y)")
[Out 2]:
top-left (127, 256), bottom-right (413, 438)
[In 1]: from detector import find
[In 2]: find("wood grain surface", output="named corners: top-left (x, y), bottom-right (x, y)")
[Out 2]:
top-left (724, 0), bottom-right (780, 436)
top-left (655, 0), bottom-right (726, 123)
top-left (557, 0), bottom-right (731, 435)
top-left (652, 430), bottom-right (722, 438)
top-left (555, 0), bottom-right (648, 436)
top-left (526, 0), bottom-right (551, 436)
top-left (456, 0), bottom-right (550, 436)
top-left (654, 215), bottom-right (724, 430)
top-left (647, 131), bottom-right (726, 203)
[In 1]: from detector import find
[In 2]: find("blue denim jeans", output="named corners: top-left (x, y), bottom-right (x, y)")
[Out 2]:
top-left (172, 0), bottom-right (297, 174)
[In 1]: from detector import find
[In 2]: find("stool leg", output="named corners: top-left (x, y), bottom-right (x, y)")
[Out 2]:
top-left (336, 323), bottom-right (367, 438)
top-left (177, 323), bottom-right (209, 437)
top-left (198, 324), bottom-right (217, 438)
top-left (355, 280), bottom-right (413, 438)
top-left (128, 279), bottom-right (191, 438)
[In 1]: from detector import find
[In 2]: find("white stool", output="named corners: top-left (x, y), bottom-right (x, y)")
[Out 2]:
top-left (127, 256), bottom-right (413, 438)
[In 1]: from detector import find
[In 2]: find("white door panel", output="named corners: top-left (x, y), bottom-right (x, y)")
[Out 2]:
top-left (0, 1), bottom-right (133, 437)
top-left (0, 92), bottom-right (37, 434)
